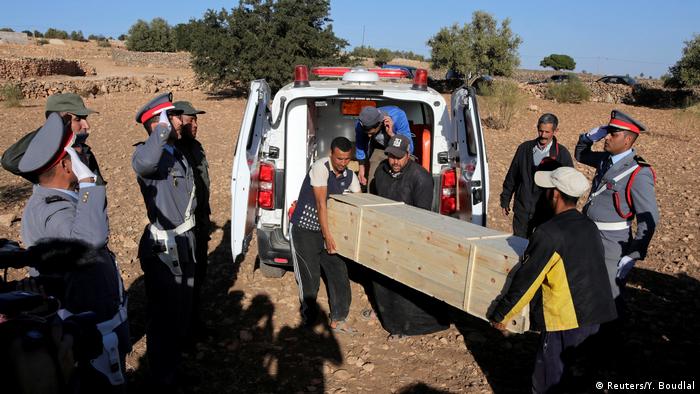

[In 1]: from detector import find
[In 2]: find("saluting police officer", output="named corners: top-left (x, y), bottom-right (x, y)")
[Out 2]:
top-left (173, 101), bottom-right (211, 337)
top-left (132, 93), bottom-right (197, 389)
top-left (15, 113), bottom-right (129, 393)
top-left (575, 110), bottom-right (659, 305)
top-left (1, 93), bottom-right (106, 185)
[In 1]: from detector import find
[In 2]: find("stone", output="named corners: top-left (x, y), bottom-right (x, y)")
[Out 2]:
top-left (0, 213), bottom-right (17, 227)
top-left (333, 369), bottom-right (352, 380)
top-left (362, 362), bottom-right (375, 372)
top-left (527, 104), bottom-right (539, 112)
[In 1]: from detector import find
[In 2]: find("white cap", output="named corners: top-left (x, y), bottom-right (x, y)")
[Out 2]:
top-left (534, 167), bottom-right (590, 197)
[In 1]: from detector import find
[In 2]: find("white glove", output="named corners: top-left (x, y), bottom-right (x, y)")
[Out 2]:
top-left (64, 147), bottom-right (96, 182)
top-left (158, 109), bottom-right (172, 132)
top-left (586, 126), bottom-right (608, 142)
top-left (616, 256), bottom-right (636, 280)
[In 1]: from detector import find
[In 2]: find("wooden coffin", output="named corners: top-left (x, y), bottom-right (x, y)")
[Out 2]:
top-left (327, 193), bottom-right (530, 333)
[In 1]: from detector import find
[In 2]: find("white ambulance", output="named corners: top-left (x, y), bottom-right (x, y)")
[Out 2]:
top-left (231, 66), bottom-right (489, 277)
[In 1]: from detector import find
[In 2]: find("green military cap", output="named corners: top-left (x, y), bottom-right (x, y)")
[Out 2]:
top-left (45, 93), bottom-right (98, 118)
top-left (173, 101), bottom-right (206, 116)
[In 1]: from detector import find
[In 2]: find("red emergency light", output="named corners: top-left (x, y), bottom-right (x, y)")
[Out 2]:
top-left (311, 67), bottom-right (408, 78)
top-left (294, 65), bottom-right (310, 87)
top-left (412, 68), bottom-right (428, 91)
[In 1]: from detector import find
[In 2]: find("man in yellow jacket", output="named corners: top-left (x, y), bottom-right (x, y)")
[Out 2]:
top-left (489, 167), bottom-right (617, 393)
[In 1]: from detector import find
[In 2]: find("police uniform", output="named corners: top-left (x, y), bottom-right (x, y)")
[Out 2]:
top-left (173, 101), bottom-right (211, 332)
top-left (17, 113), bottom-right (129, 392)
top-left (132, 93), bottom-right (196, 387)
top-left (575, 110), bottom-right (659, 299)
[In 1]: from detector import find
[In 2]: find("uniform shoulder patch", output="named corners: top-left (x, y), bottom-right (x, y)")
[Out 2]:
top-left (45, 195), bottom-right (68, 204)
top-left (634, 155), bottom-right (651, 167)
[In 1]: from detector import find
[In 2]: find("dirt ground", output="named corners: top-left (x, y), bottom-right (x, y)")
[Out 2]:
top-left (0, 42), bottom-right (698, 393)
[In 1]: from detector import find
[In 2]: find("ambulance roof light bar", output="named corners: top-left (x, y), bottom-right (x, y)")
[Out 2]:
top-left (311, 67), bottom-right (408, 80)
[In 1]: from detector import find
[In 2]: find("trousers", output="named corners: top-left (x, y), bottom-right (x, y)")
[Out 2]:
top-left (290, 225), bottom-right (351, 323)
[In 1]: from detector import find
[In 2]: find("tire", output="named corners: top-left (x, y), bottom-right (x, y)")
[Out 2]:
top-left (259, 260), bottom-right (287, 278)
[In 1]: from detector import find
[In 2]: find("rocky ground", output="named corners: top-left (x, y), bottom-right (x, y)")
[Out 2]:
top-left (0, 42), bottom-right (698, 393)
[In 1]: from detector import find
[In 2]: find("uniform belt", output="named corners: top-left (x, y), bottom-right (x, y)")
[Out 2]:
top-left (148, 216), bottom-right (196, 239)
top-left (594, 221), bottom-right (632, 231)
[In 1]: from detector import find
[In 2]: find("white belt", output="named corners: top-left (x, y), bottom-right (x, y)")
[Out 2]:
top-left (149, 216), bottom-right (196, 239)
top-left (595, 221), bottom-right (632, 231)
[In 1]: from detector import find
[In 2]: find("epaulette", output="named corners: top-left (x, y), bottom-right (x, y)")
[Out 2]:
top-left (45, 195), bottom-right (68, 204)
top-left (634, 155), bottom-right (651, 167)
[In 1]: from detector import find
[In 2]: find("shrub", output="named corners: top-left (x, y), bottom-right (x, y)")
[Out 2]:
top-left (70, 30), bottom-right (85, 41)
top-left (36, 38), bottom-right (49, 46)
top-left (22, 30), bottom-right (32, 37)
top-left (33, 30), bottom-right (43, 38)
top-left (117, 34), bottom-right (127, 41)
top-left (478, 80), bottom-right (525, 130)
top-left (545, 79), bottom-right (590, 103)
top-left (44, 28), bottom-right (69, 39)
top-left (126, 18), bottom-right (175, 52)
top-left (0, 28), bottom-right (14, 32)
top-left (374, 48), bottom-right (392, 67)
top-left (666, 34), bottom-right (700, 88)
top-left (1, 83), bottom-right (23, 107)
top-left (97, 39), bottom-right (111, 48)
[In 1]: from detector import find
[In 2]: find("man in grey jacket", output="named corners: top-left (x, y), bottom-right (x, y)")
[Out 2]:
top-left (18, 113), bottom-right (129, 392)
top-left (575, 110), bottom-right (659, 303)
top-left (132, 92), bottom-right (196, 389)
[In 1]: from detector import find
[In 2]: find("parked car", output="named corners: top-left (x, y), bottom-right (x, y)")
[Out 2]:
top-left (596, 75), bottom-right (637, 86)
top-left (381, 64), bottom-right (416, 79)
top-left (231, 66), bottom-right (489, 277)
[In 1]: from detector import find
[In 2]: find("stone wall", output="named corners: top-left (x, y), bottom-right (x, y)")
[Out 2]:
top-left (0, 57), bottom-right (96, 79)
top-left (11, 75), bottom-right (201, 100)
top-left (111, 49), bottom-right (191, 69)
top-left (0, 32), bottom-right (29, 45)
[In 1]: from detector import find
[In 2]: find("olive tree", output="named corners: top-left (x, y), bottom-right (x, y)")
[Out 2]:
top-left (428, 11), bottom-right (522, 78)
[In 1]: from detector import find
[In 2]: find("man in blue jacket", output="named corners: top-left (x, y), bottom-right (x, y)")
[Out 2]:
top-left (355, 106), bottom-right (413, 187)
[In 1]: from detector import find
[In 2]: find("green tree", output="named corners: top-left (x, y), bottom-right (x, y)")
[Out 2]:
top-left (428, 11), bottom-right (522, 78)
top-left (666, 34), bottom-right (700, 88)
top-left (0, 27), bottom-right (14, 32)
top-left (22, 30), bottom-right (33, 37)
top-left (70, 30), bottom-right (85, 41)
top-left (540, 54), bottom-right (576, 71)
top-left (374, 48), bottom-right (392, 66)
top-left (33, 30), bottom-right (43, 38)
top-left (44, 28), bottom-right (69, 39)
top-left (173, 22), bottom-right (197, 51)
top-left (126, 18), bottom-right (175, 52)
top-left (189, 0), bottom-right (348, 92)
top-left (117, 34), bottom-right (127, 41)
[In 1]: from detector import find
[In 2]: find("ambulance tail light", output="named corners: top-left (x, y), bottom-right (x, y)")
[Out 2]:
top-left (258, 162), bottom-right (275, 210)
top-left (440, 168), bottom-right (457, 215)
top-left (412, 69), bottom-right (428, 91)
top-left (294, 65), bottom-right (310, 88)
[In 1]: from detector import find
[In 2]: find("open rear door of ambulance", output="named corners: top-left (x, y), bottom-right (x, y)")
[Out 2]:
top-left (231, 80), bottom-right (271, 259)
top-left (450, 86), bottom-right (489, 226)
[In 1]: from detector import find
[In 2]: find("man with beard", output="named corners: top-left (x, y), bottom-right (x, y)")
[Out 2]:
top-left (490, 167), bottom-right (617, 393)
top-left (173, 101), bottom-right (211, 337)
top-left (500, 113), bottom-right (573, 238)
top-left (368, 135), bottom-right (449, 339)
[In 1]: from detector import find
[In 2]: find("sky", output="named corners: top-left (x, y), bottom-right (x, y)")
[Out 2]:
top-left (1, 0), bottom-right (698, 78)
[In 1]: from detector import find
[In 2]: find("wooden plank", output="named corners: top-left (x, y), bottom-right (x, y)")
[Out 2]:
top-left (327, 193), bottom-right (530, 333)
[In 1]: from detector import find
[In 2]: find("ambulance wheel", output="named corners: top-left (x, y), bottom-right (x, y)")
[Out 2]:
top-left (259, 260), bottom-right (286, 278)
